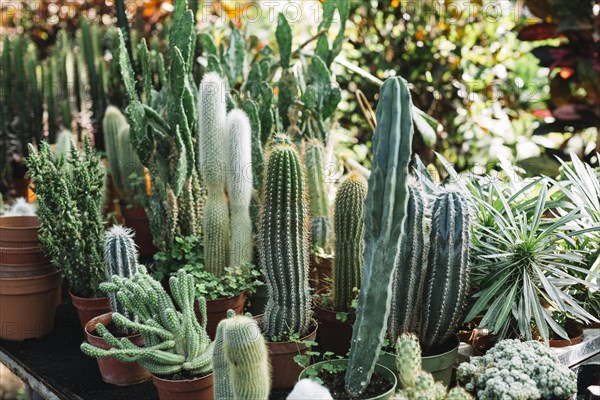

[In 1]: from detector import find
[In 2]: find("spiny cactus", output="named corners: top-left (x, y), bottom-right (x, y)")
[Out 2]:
top-left (80, 267), bottom-right (213, 377)
top-left (446, 387), bottom-right (473, 400)
top-left (260, 134), bottom-right (311, 338)
top-left (55, 130), bottom-right (76, 160)
top-left (419, 191), bottom-right (471, 349)
top-left (388, 178), bottom-right (428, 343)
top-left (214, 315), bottom-right (271, 400)
top-left (103, 106), bottom-right (129, 197)
top-left (395, 333), bottom-right (421, 389)
top-left (103, 225), bottom-right (139, 320)
top-left (331, 172), bottom-right (367, 311)
top-left (345, 77), bottom-right (414, 395)
top-left (226, 109), bottom-right (253, 267)
top-left (4, 198), bottom-right (36, 217)
top-left (198, 72), bottom-right (230, 276)
top-left (305, 139), bottom-right (331, 251)
top-left (116, 124), bottom-right (145, 203)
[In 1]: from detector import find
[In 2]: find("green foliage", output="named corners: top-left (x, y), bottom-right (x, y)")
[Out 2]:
top-left (457, 339), bottom-right (576, 400)
top-left (345, 77), bottom-right (414, 395)
top-left (25, 138), bottom-right (105, 297)
top-left (80, 267), bottom-right (213, 378)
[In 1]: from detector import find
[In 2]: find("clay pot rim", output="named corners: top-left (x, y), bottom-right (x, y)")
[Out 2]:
top-left (0, 268), bottom-right (61, 294)
top-left (312, 288), bottom-right (356, 315)
top-left (204, 291), bottom-right (248, 303)
top-left (0, 216), bottom-right (40, 229)
top-left (84, 312), bottom-right (143, 341)
top-left (254, 314), bottom-right (319, 345)
top-left (151, 372), bottom-right (213, 384)
top-left (69, 288), bottom-right (110, 303)
top-left (549, 321), bottom-right (584, 347)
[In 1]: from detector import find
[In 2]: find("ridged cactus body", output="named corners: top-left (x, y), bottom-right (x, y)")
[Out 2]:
top-left (103, 225), bottom-right (139, 317)
top-left (103, 106), bottom-right (128, 195)
top-left (55, 130), bottom-right (75, 160)
top-left (213, 318), bottom-right (234, 399)
top-left (226, 109), bottom-right (253, 267)
top-left (214, 315), bottom-right (271, 400)
top-left (260, 135), bottom-right (311, 338)
top-left (345, 77), bottom-right (414, 394)
top-left (198, 72), bottom-right (230, 276)
top-left (116, 124), bottom-right (145, 200)
top-left (388, 179), bottom-right (428, 342)
top-left (420, 191), bottom-right (471, 349)
top-left (332, 172), bottom-right (367, 311)
top-left (395, 333), bottom-right (421, 388)
top-left (305, 140), bottom-right (331, 250)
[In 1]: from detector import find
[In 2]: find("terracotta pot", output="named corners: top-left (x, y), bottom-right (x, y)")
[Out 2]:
top-left (549, 320), bottom-right (584, 347)
top-left (85, 312), bottom-right (151, 386)
top-left (120, 206), bottom-right (159, 260)
top-left (309, 253), bottom-right (333, 292)
top-left (195, 292), bottom-right (247, 339)
top-left (151, 373), bottom-right (214, 400)
top-left (0, 269), bottom-right (62, 341)
top-left (472, 334), bottom-right (498, 356)
top-left (313, 298), bottom-right (355, 356)
top-left (0, 216), bottom-right (42, 248)
top-left (69, 290), bottom-right (111, 331)
top-left (255, 315), bottom-right (318, 390)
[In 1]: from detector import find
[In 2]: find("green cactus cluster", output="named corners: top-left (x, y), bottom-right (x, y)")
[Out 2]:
top-left (80, 267), bottom-right (213, 377)
top-left (331, 172), bottom-right (367, 312)
top-left (259, 134), bottom-right (312, 339)
top-left (103, 225), bottom-right (139, 320)
top-left (394, 334), bottom-right (472, 400)
top-left (214, 314), bottom-right (271, 400)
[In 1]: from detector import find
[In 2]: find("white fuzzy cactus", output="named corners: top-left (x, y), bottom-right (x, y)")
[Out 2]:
top-left (226, 109), bottom-right (253, 267)
top-left (287, 379), bottom-right (333, 400)
top-left (5, 198), bottom-right (36, 216)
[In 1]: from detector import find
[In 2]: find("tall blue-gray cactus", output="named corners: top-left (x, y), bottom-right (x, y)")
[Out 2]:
top-left (259, 134), bottom-right (311, 339)
top-left (345, 77), bottom-right (414, 395)
top-left (103, 225), bottom-right (139, 319)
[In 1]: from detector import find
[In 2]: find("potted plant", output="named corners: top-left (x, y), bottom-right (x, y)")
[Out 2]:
top-left (256, 134), bottom-right (318, 390)
top-left (83, 225), bottom-right (150, 386)
top-left (313, 171), bottom-right (367, 356)
top-left (25, 137), bottom-right (109, 330)
top-left (81, 267), bottom-right (214, 399)
top-left (213, 314), bottom-right (271, 399)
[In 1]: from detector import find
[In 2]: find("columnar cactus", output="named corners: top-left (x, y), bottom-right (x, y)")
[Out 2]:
top-left (103, 225), bottom-right (139, 319)
top-left (198, 72), bottom-right (230, 276)
top-left (260, 134), bottom-right (311, 338)
top-left (388, 178), bottom-right (428, 342)
top-left (419, 191), bottom-right (471, 349)
top-left (305, 139), bottom-right (331, 250)
top-left (214, 315), bottom-right (271, 400)
top-left (54, 130), bottom-right (76, 161)
top-left (103, 106), bottom-right (129, 196)
top-left (226, 109), bottom-right (253, 267)
top-left (116, 124), bottom-right (145, 202)
top-left (345, 77), bottom-right (414, 395)
top-left (80, 267), bottom-right (213, 377)
top-left (331, 172), bottom-right (367, 311)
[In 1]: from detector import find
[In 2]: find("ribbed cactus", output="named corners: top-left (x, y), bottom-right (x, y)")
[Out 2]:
top-left (81, 267), bottom-right (213, 377)
top-left (214, 315), bottom-right (271, 400)
top-left (419, 191), bottom-right (471, 349)
top-left (305, 139), bottom-right (331, 251)
top-left (226, 109), bottom-right (253, 267)
top-left (395, 333), bottom-right (421, 388)
top-left (260, 134), bottom-right (311, 338)
top-left (332, 172), bottom-right (367, 311)
top-left (388, 178), bottom-right (428, 343)
top-left (103, 106), bottom-right (129, 197)
top-left (103, 225), bottom-right (139, 318)
top-left (345, 77), bottom-right (414, 395)
top-left (198, 72), bottom-right (230, 276)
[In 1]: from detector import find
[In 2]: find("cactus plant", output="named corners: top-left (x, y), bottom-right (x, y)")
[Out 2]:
top-left (116, 124), bottom-right (145, 203)
top-left (198, 72), bottom-right (230, 276)
top-left (226, 109), bottom-right (254, 267)
top-left (305, 139), bottom-right (332, 251)
top-left (4, 198), bottom-right (36, 217)
top-left (259, 134), bottom-right (311, 338)
top-left (214, 314), bottom-right (270, 400)
top-left (345, 77), bottom-right (414, 395)
top-left (103, 225), bottom-right (139, 320)
top-left (80, 267), bottom-right (213, 377)
top-left (395, 333), bottom-right (421, 389)
top-left (103, 106), bottom-right (129, 197)
top-left (331, 172), bottom-right (367, 312)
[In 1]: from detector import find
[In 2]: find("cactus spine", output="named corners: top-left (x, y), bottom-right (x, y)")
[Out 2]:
top-left (388, 178), bottom-right (428, 343)
top-left (345, 77), bottom-right (414, 395)
top-left (260, 134), bottom-right (311, 338)
top-left (214, 315), bottom-right (271, 400)
top-left (226, 109), bottom-right (253, 267)
top-left (419, 191), bottom-right (471, 349)
top-left (103, 225), bottom-right (139, 318)
top-left (332, 172), bottom-right (367, 311)
top-left (198, 72), bottom-right (230, 276)
top-left (305, 139), bottom-right (331, 250)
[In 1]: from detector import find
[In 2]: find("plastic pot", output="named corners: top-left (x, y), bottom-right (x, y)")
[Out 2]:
top-left (151, 373), bottom-right (214, 400)
top-left (255, 315), bottom-right (318, 390)
top-left (69, 290), bottom-right (111, 331)
top-left (120, 206), bottom-right (158, 260)
top-left (194, 292), bottom-right (247, 339)
top-left (85, 312), bottom-right (151, 386)
top-left (378, 335), bottom-right (459, 387)
top-left (313, 297), bottom-right (355, 356)
top-left (299, 359), bottom-right (397, 400)
top-left (0, 269), bottom-right (62, 340)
